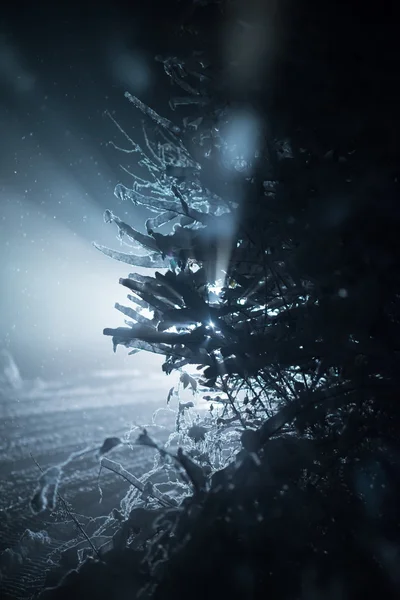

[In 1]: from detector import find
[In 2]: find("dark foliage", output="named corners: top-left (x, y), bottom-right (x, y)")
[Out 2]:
top-left (38, 1), bottom-right (400, 599)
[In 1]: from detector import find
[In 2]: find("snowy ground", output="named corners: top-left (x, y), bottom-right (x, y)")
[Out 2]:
top-left (0, 369), bottom-right (178, 599)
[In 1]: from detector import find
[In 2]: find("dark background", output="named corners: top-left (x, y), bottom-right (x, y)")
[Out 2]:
top-left (0, 1), bottom-right (185, 381)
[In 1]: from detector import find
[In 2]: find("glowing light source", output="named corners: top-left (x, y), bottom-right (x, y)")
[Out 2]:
top-left (208, 281), bottom-right (224, 297)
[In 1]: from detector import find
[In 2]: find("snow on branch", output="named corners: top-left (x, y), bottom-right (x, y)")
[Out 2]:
top-left (124, 92), bottom-right (181, 135)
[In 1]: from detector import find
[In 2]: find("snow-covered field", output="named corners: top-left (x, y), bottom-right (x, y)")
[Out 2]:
top-left (0, 369), bottom-right (176, 599)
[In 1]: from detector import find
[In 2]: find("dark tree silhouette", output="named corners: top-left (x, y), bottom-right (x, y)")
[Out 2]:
top-left (37, 1), bottom-right (400, 599)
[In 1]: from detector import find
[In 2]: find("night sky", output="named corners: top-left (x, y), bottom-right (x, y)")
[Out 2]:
top-left (0, 3), bottom-right (182, 380)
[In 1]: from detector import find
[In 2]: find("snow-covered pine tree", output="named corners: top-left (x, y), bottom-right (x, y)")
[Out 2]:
top-left (37, 2), bottom-right (400, 599)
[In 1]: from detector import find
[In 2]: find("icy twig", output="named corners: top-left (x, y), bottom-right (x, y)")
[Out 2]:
top-left (124, 92), bottom-right (181, 135)
top-left (100, 457), bottom-right (176, 508)
top-left (30, 454), bottom-right (103, 561)
top-left (92, 243), bottom-right (169, 268)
